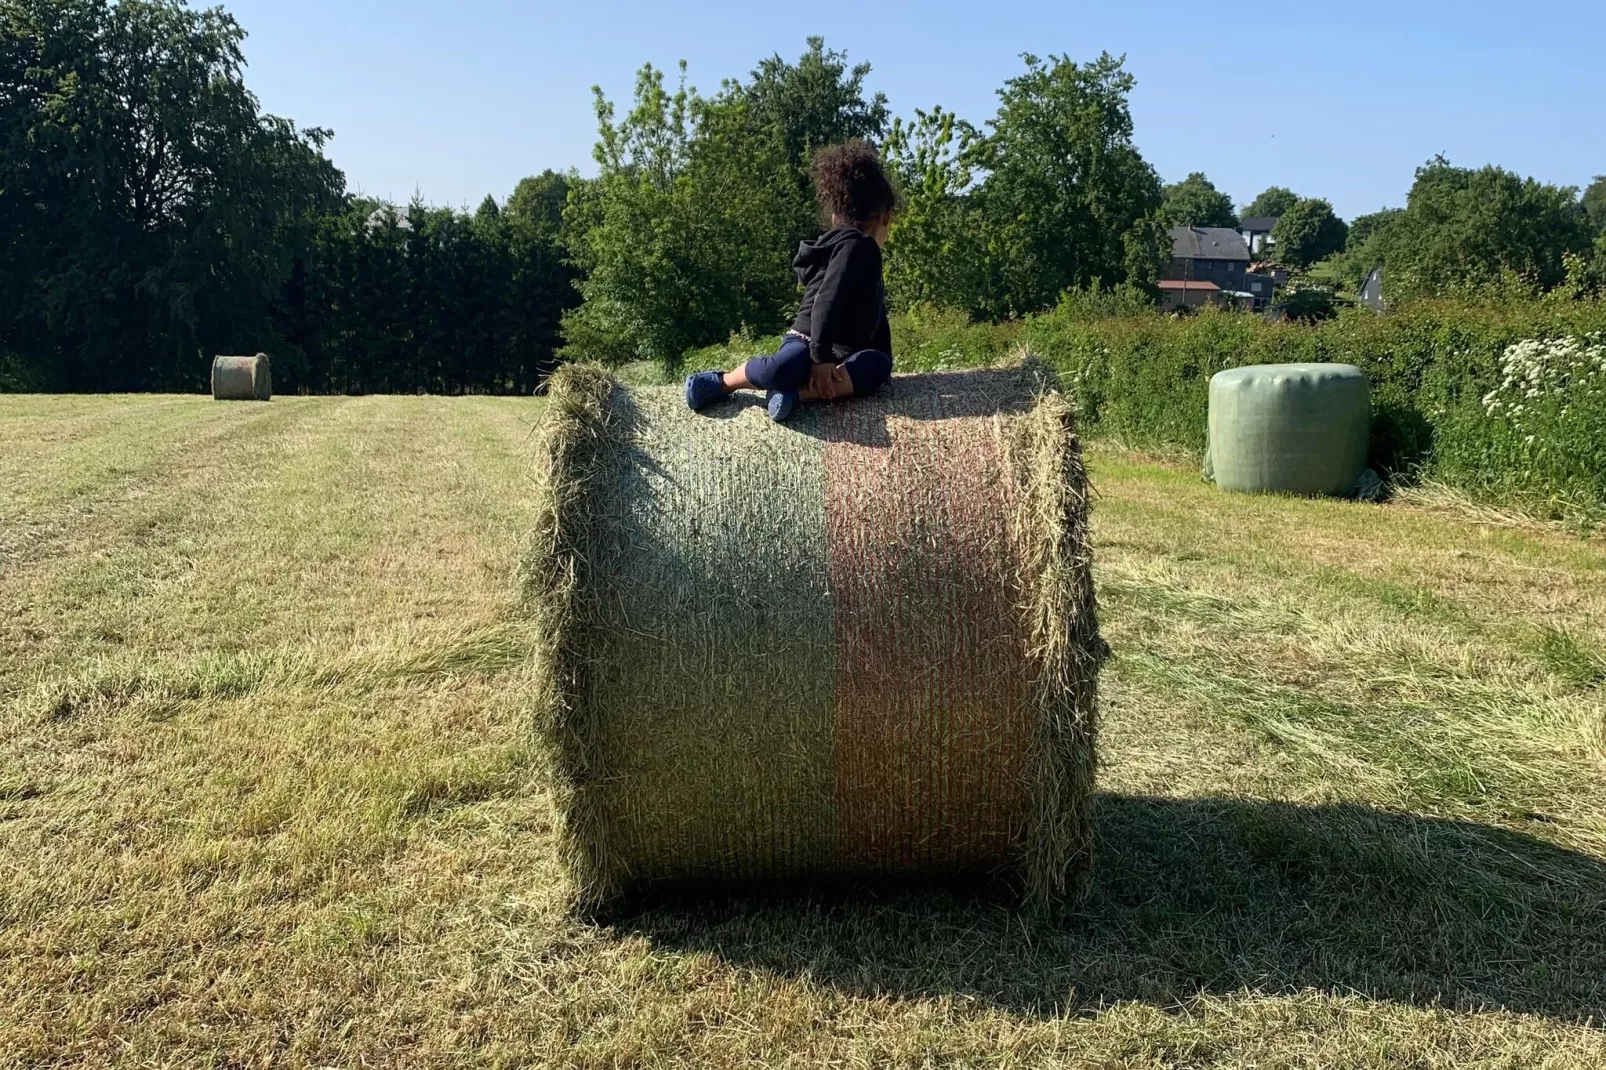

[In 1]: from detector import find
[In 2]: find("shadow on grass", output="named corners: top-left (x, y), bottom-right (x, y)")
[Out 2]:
top-left (623, 794), bottom-right (1606, 1020)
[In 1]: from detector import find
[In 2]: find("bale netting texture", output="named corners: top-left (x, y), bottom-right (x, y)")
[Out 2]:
top-left (211, 353), bottom-right (272, 401)
top-left (1204, 363), bottom-right (1370, 496)
top-left (525, 360), bottom-right (1105, 915)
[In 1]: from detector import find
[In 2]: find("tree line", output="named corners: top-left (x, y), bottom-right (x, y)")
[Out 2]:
top-left (4, 0), bottom-right (1605, 393)
top-left (1, 0), bottom-right (575, 393)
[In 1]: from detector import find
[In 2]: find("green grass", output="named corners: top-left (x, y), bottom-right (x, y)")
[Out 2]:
top-left (3, 396), bottom-right (1606, 1067)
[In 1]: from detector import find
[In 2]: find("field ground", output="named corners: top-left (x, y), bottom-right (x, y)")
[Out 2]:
top-left (2, 394), bottom-right (1605, 1068)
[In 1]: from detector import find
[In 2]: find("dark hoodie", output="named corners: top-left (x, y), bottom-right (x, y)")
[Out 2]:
top-left (789, 226), bottom-right (893, 365)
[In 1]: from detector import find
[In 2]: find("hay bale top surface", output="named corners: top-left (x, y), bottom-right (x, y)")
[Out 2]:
top-left (648, 359), bottom-right (1056, 433)
top-left (1211, 363), bottom-right (1366, 389)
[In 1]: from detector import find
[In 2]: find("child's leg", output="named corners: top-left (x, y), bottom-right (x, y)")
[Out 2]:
top-left (687, 336), bottom-right (812, 411)
top-left (820, 348), bottom-right (891, 399)
top-left (734, 335), bottom-right (812, 394)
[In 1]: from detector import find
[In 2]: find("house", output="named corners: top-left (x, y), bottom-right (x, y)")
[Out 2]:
top-left (1239, 216), bottom-right (1280, 256)
top-left (1243, 272), bottom-right (1277, 312)
top-left (365, 203), bottom-right (414, 235)
top-left (1157, 279), bottom-right (1222, 312)
top-left (1359, 264), bottom-right (1384, 311)
top-left (1165, 226), bottom-right (1251, 298)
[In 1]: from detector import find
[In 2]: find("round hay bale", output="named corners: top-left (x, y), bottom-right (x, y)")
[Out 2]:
top-left (1205, 363), bottom-right (1370, 496)
top-left (211, 354), bottom-right (272, 401)
top-left (525, 360), bottom-right (1105, 914)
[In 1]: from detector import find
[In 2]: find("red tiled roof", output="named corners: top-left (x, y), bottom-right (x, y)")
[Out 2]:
top-left (1156, 280), bottom-right (1220, 291)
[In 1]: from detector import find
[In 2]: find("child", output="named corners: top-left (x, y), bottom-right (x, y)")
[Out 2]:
top-left (684, 140), bottom-right (897, 422)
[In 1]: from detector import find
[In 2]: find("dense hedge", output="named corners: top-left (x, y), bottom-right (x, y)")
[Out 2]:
top-left (690, 297), bottom-right (1606, 519)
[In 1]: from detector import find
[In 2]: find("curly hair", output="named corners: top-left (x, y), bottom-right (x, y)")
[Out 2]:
top-left (810, 140), bottom-right (898, 227)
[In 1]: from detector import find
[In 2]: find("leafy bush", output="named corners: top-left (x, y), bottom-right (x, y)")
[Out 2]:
top-left (680, 327), bottom-right (786, 374)
top-left (1447, 334), bottom-right (1606, 516)
top-left (1276, 283), bottom-right (1339, 323)
top-left (891, 305), bottom-right (1023, 370)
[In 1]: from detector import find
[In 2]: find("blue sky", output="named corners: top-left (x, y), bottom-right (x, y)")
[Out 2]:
top-left (224, 0), bottom-right (1602, 221)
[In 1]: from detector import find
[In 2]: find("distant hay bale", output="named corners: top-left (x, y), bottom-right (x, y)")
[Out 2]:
top-left (211, 354), bottom-right (272, 401)
top-left (523, 360), bottom-right (1106, 914)
top-left (1205, 363), bottom-right (1370, 496)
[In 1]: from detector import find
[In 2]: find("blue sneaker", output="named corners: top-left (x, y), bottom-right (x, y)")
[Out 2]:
top-left (766, 390), bottom-right (799, 422)
top-left (684, 371), bottom-right (725, 411)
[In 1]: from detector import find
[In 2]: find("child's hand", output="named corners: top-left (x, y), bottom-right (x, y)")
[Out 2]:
top-left (810, 361), bottom-right (842, 399)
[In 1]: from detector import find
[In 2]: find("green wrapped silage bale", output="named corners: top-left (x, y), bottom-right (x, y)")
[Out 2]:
top-left (1204, 363), bottom-right (1371, 496)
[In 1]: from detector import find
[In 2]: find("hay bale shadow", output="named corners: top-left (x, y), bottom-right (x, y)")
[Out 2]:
top-left (622, 794), bottom-right (1606, 1021)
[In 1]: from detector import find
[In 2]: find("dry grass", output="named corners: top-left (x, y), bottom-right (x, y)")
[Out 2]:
top-left (2, 397), bottom-right (1605, 1067)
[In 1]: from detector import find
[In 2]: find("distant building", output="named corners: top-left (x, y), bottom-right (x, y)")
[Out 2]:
top-left (1157, 279), bottom-right (1222, 311)
top-left (1239, 216), bottom-right (1280, 255)
top-left (365, 204), bottom-right (413, 234)
top-left (1359, 264), bottom-right (1385, 311)
top-left (1243, 272), bottom-right (1277, 311)
top-left (1165, 226), bottom-right (1251, 298)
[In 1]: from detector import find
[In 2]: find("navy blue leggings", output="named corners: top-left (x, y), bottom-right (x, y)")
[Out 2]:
top-left (743, 335), bottom-right (893, 396)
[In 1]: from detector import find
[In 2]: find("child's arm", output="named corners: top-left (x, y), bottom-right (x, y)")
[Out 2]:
top-left (806, 239), bottom-right (879, 366)
top-left (870, 307), bottom-right (893, 359)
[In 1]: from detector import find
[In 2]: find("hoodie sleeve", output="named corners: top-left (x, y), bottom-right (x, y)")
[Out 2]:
top-left (807, 237), bottom-right (878, 364)
top-left (871, 306), bottom-right (893, 358)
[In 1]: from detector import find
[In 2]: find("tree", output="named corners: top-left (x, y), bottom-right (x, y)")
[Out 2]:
top-left (1347, 207), bottom-right (1404, 248)
top-left (285, 189), bottom-right (578, 395)
top-left (507, 169), bottom-right (572, 241)
top-left (962, 52), bottom-right (1163, 318)
top-left (1330, 207), bottom-right (1404, 289)
top-left (744, 37), bottom-right (888, 206)
top-left (1272, 198), bottom-right (1349, 269)
top-left (1376, 157), bottom-right (1594, 299)
top-left (1583, 175), bottom-right (1606, 235)
top-left (1241, 186), bottom-right (1300, 219)
top-left (2, 1), bottom-right (594, 394)
top-left (1158, 172), bottom-right (1238, 228)
top-left (561, 62), bottom-right (707, 364)
top-left (561, 41), bottom-right (892, 367)
top-left (0, 0), bottom-right (344, 390)
top-left (882, 106), bottom-right (985, 312)
top-left (502, 171), bottom-right (582, 388)
top-left (561, 61), bottom-right (808, 365)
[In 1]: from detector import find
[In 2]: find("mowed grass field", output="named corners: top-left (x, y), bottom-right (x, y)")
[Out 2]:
top-left (3, 393), bottom-right (1605, 1068)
